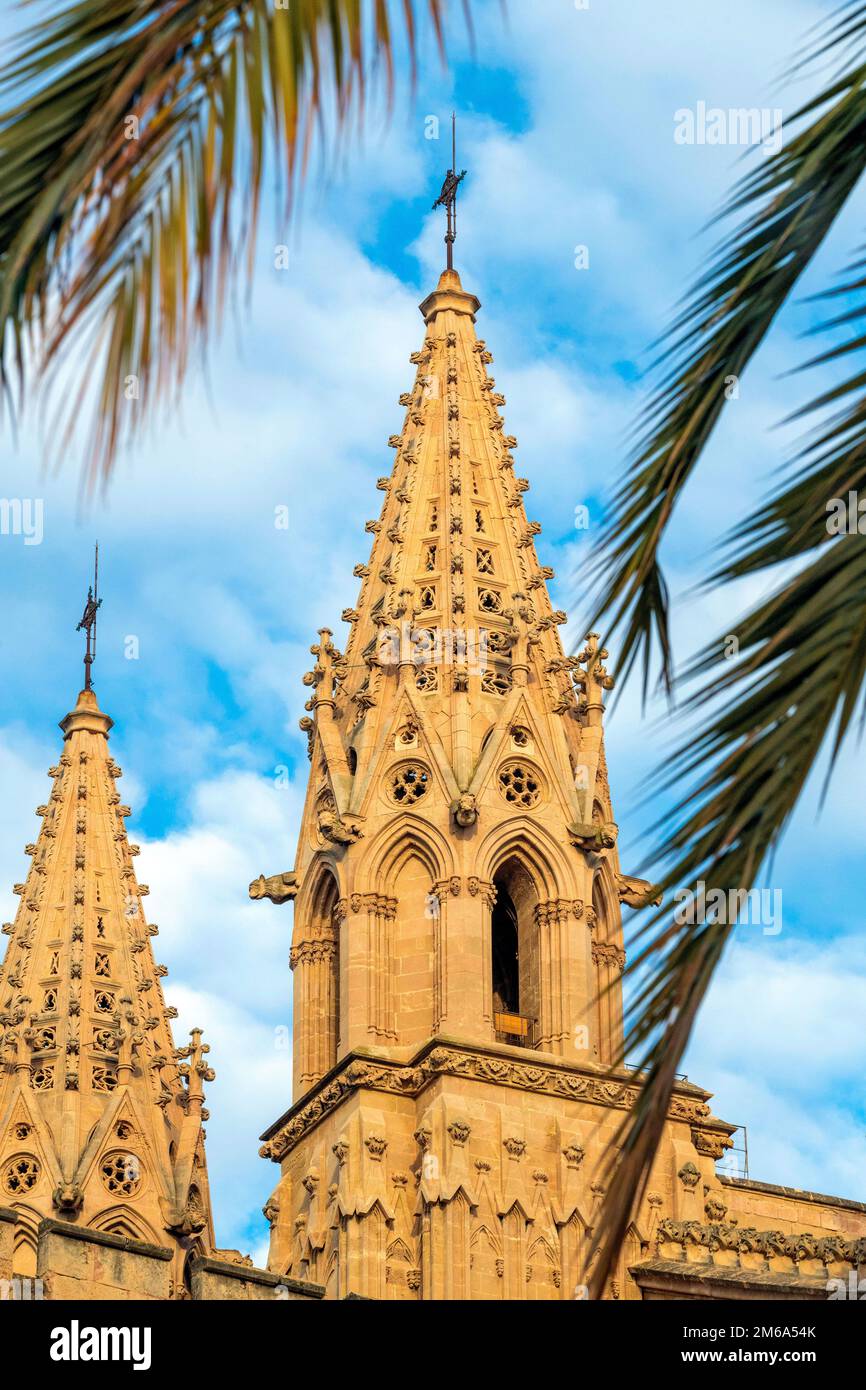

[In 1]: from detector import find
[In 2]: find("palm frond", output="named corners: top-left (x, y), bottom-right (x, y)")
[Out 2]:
top-left (588, 519), bottom-right (866, 1296)
top-left (586, 0), bottom-right (866, 1296)
top-left (588, 0), bottom-right (866, 696)
top-left (0, 0), bottom-right (454, 485)
top-left (587, 294), bottom-right (866, 1295)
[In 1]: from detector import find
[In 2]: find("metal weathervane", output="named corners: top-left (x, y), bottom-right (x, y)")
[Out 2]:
top-left (76, 544), bottom-right (102, 692)
top-left (433, 113), bottom-right (467, 271)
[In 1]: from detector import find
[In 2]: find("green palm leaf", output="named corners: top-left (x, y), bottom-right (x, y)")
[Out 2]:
top-left (590, 0), bottom-right (866, 696)
top-left (0, 0), bottom-right (455, 485)
top-left (587, 0), bottom-right (866, 1299)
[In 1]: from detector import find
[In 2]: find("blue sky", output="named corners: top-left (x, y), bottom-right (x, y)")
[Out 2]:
top-left (1, 0), bottom-right (864, 1257)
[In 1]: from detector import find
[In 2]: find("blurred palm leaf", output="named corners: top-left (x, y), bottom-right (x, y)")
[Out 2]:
top-left (0, 0), bottom-right (455, 485)
top-left (588, 1), bottom-right (866, 1297)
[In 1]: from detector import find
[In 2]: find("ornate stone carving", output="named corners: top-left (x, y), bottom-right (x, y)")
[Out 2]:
top-left (692, 1126), bottom-right (734, 1159)
top-left (503, 1137), bottom-right (526, 1160)
top-left (53, 1181), bottom-right (84, 1215)
top-left (317, 808), bottom-right (362, 846)
top-left (591, 941), bottom-right (626, 975)
top-left (569, 821), bottom-right (618, 853)
top-left (260, 1040), bottom-right (721, 1161)
top-left (451, 792), bottom-right (478, 827)
top-left (678, 1161), bottom-right (701, 1190)
top-left (250, 872), bottom-right (301, 906)
top-left (562, 1143), bottom-right (585, 1169)
top-left (617, 873), bottom-right (662, 909)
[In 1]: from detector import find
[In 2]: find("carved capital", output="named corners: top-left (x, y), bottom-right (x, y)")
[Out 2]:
top-left (591, 941), bottom-right (626, 974)
top-left (447, 1120), bottom-right (471, 1147)
top-left (691, 1127), bottom-right (734, 1160)
top-left (535, 899), bottom-right (584, 928)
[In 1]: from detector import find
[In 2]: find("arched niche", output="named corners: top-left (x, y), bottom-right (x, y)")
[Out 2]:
top-left (301, 868), bottom-right (340, 1079)
top-left (12, 1222), bottom-right (38, 1280)
top-left (392, 851), bottom-right (436, 1046)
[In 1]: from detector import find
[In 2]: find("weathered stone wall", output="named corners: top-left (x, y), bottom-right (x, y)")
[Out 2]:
top-left (261, 1041), bottom-right (723, 1300)
top-left (629, 1178), bottom-right (866, 1301)
top-left (0, 1207), bottom-right (14, 1283)
top-left (37, 1220), bottom-right (172, 1301)
top-left (722, 1176), bottom-right (866, 1242)
top-left (190, 1255), bottom-right (323, 1301)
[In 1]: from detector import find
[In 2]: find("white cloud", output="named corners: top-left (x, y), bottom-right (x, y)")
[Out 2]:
top-left (137, 767), bottom-right (306, 1251)
top-left (1, 0), bottom-right (864, 1249)
top-left (686, 934), bottom-right (866, 1201)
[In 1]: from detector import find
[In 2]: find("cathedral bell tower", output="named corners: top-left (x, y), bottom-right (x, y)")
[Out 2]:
top-left (254, 166), bottom-right (729, 1300)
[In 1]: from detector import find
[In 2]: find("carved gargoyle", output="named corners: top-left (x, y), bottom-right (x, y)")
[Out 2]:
top-left (53, 1182), bottom-right (84, 1216)
top-left (262, 1195), bottom-right (280, 1228)
top-left (317, 809), bottom-right (362, 846)
top-left (249, 872), bottom-right (299, 905)
top-left (451, 793), bottom-right (479, 828)
top-left (166, 1192), bottom-right (208, 1237)
top-left (617, 873), bottom-right (662, 909)
top-left (569, 821), bottom-right (618, 854)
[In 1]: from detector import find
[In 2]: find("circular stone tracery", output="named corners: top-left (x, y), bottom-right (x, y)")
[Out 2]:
top-left (388, 764), bottom-right (431, 806)
top-left (498, 761), bottom-right (543, 809)
top-left (100, 1151), bottom-right (143, 1197)
top-left (2, 1154), bottom-right (41, 1196)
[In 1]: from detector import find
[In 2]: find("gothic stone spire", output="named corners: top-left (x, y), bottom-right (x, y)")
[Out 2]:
top-left (0, 684), bottom-right (216, 1279)
top-left (254, 258), bottom-right (625, 1098)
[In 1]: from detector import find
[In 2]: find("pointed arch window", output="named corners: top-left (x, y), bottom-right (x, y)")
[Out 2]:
top-left (491, 885), bottom-right (519, 1017)
top-left (12, 1227), bottom-right (38, 1280)
top-left (490, 860), bottom-right (541, 1047)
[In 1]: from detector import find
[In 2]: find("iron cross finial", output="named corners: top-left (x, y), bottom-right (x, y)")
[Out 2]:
top-left (432, 113), bottom-right (466, 271)
top-left (76, 543), bottom-right (101, 692)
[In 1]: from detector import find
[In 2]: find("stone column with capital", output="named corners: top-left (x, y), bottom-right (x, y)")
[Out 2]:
top-left (534, 899), bottom-right (588, 1058)
top-left (291, 937), bottom-right (339, 1091)
top-left (432, 877), bottom-right (496, 1042)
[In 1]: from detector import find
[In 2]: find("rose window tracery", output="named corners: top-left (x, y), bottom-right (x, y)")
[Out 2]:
top-left (498, 762), bottom-right (543, 808)
top-left (388, 764), bottom-right (431, 805)
top-left (100, 1150), bottom-right (142, 1197)
top-left (2, 1155), bottom-right (41, 1195)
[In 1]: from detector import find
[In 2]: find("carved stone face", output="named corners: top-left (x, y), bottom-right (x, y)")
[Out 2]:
top-left (453, 793), bottom-right (478, 827)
